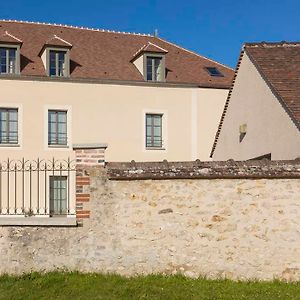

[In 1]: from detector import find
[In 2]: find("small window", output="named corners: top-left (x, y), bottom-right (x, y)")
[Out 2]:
top-left (48, 110), bottom-right (67, 146)
top-left (0, 108), bottom-right (18, 144)
top-left (146, 114), bottom-right (163, 148)
top-left (205, 67), bottom-right (224, 77)
top-left (146, 56), bottom-right (163, 81)
top-left (50, 176), bottom-right (68, 216)
top-left (49, 50), bottom-right (67, 77)
top-left (0, 47), bottom-right (17, 74)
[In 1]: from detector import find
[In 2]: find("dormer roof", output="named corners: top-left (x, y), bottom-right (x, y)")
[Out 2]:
top-left (45, 34), bottom-right (72, 48)
top-left (0, 30), bottom-right (22, 45)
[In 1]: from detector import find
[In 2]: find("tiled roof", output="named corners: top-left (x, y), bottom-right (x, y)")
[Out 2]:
top-left (210, 42), bottom-right (300, 158)
top-left (0, 20), bottom-right (234, 88)
top-left (0, 31), bottom-right (22, 44)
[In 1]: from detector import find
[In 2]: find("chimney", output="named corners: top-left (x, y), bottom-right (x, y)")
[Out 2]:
top-left (154, 29), bottom-right (159, 37)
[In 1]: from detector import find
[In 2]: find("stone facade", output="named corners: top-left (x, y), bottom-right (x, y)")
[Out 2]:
top-left (0, 161), bottom-right (299, 281)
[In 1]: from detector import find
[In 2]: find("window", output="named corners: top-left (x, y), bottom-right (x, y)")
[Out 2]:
top-left (50, 176), bottom-right (67, 215)
top-left (205, 67), bottom-right (224, 77)
top-left (48, 110), bottom-right (67, 146)
top-left (0, 47), bottom-right (17, 74)
top-left (0, 108), bottom-right (18, 144)
top-left (146, 114), bottom-right (163, 148)
top-left (49, 50), bottom-right (67, 77)
top-left (146, 56), bottom-right (164, 81)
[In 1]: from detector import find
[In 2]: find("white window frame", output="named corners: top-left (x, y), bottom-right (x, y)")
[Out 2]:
top-left (142, 109), bottom-right (168, 152)
top-left (0, 44), bottom-right (21, 75)
top-left (44, 105), bottom-right (72, 150)
top-left (143, 54), bottom-right (166, 82)
top-left (0, 103), bottom-right (22, 149)
top-left (46, 47), bottom-right (70, 77)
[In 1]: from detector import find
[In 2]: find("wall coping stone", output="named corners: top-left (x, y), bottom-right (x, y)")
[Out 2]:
top-left (73, 143), bottom-right (108, 149)
top-left (107, 159), bottom-right (300, 180)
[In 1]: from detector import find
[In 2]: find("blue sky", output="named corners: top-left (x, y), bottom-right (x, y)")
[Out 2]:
top-left (1, 0), bottom-right (299, 67)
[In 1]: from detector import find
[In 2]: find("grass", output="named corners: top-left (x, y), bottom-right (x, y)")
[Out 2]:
top-left (0, 272), bottom-right (299, 300)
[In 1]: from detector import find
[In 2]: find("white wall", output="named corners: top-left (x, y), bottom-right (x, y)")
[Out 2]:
top-left (0, 79), bottom-right (228, 162)
top-left (213, 52), bottom-right (300, 161)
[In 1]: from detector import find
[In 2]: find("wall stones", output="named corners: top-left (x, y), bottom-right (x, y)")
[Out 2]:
top-left (0, 163), bottom-right (299, 281)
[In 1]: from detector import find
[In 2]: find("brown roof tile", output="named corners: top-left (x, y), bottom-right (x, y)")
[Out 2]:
top-left (0, 20), bottom-right (233, 87)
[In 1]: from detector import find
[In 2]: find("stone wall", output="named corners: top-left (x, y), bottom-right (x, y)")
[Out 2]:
top-left (0, 160), bottom-right (299, 281)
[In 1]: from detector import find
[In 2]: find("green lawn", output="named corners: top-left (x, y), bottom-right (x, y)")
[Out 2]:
top-left (0, 272), bottom-right (299, 300)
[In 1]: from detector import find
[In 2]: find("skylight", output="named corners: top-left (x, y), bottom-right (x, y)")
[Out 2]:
top-left (205, 67), bottom-right (224, 77)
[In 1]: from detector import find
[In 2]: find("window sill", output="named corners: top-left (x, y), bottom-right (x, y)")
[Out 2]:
top-left (146, 147), bottom-right (166, 151)
top-left (48, 144), bottom-right (69, 149)
top-left (0, 143), bottom-right (20, 148)
top-left (0, 216), bottom-right (77, 227)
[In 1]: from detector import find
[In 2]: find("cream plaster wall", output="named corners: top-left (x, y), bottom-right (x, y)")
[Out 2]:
top-left (0, 79), bottom-right (228, 161)
top-left (213, 52), bottom-right (300, 161)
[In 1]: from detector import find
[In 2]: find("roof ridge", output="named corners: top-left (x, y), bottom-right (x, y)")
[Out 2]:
top-left (155, 36), bottom-right (234, 71)
top-left (0, 19), bottom-right (152, 37)
top-left (245, 41), bottom-right (300, 47)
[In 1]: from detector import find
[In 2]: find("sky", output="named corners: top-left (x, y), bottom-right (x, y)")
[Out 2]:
top-left (1, 0), bottom-right (299, 67)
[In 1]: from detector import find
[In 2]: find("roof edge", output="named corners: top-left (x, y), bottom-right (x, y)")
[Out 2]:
top-left (0, 74), bottom-right (231, 89)
top-left (156, 36), bottom-right (234, 71)
top-left (210, 48), bottom-right (245, 158)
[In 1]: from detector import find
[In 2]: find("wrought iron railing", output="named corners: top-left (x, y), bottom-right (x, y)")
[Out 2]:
top-left (0, 158), bottom-right (76, 216)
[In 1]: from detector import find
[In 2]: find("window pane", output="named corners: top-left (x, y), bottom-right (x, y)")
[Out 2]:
top-left (0, 48), bottom-right (7, 73)
top-left (0, 108), bottom-right (18, 144)
top-left (153, 116), bottom-right (162, 126)
top-left (48, 111), bottom-right (56, 122)
top-left (153, 126), bottom-right (161, 136)
top-left (50, 176), bottom-right (68, 215)
top-left (57, 111), bottom-right (67, 123)
top-left (9, 110), bottom-right (18, 121)
top-left (0, 110), bottom-right (7, 121)
top-left (8, 49), bottom-right (16, 74)
top-left (48, 110), bottom-right (67, 145)
top-left (9, 121), bottom-right (17, 132)
top-left (145, 114), bottom-right (162, 148)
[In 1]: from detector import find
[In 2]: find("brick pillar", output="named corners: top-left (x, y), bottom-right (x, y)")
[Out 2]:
top-left (73, 144), bottom-right (107, 223)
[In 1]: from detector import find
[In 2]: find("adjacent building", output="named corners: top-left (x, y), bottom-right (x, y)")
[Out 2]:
top-left (211, 42), bottom-right (300, 161)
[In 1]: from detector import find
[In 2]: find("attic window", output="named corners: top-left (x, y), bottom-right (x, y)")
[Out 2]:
top-left (205, 67), bottom-right (224, 77)
top-left (0, 47), bottom-right (17, 74)
top-left (49, 50), bottom-right (67, 77)
top-left (146, 56), bottom-right (164, 81)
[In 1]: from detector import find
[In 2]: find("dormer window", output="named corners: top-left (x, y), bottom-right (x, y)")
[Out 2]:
top-left (0, 47), bottom-right (17, 74)
top-left (131, 42), bottom-right (168, 82)
top-left (49, 50), bottom-right (67, 77)
top-left (0, 31), bottom-right (22, 75)
top-left (39, 35), bottom-right (72, 78)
